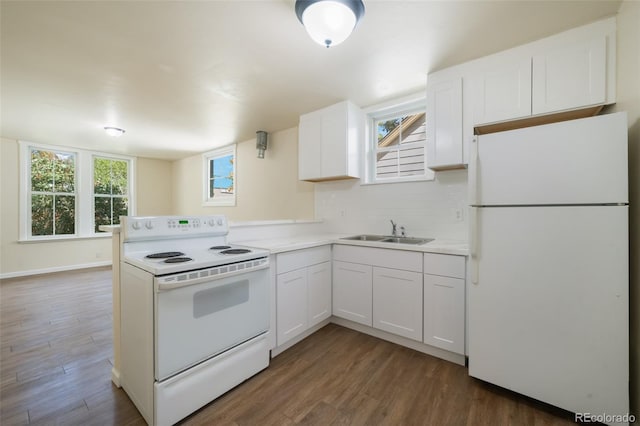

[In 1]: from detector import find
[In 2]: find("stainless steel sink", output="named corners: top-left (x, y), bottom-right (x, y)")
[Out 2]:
top-left (380, 237), bottom-right (434, 245)
top-left (340, 234), bottom-right (388, 242)
top-left (340, 235), bottom-right (434, 245)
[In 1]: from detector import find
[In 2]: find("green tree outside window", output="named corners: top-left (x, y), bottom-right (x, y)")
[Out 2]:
top-left (94, 157), bottom-right (129, 232)
top-left (30, 149), bottom-right (76, 236)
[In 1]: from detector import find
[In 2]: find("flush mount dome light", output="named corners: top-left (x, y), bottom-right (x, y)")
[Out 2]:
top-left (295, 0), bottom-right (365, 48)
top-left (104, 126), bottom-right (126, 137)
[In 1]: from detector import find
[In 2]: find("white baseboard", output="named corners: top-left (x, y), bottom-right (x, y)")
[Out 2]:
top-left (271, 316), bottom-right (465, 367)
top-left (331, 317), bottom-right (466, 366)
top-left (271, 318), bottom-right (331, 357)
top-left (0, 260), bottom-right (112, 279)
top-left (111, 367), bottom-right (121, 388)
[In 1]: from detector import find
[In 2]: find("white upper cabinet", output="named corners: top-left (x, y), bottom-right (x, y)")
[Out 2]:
top-left (297, 117), bottom-right (322, 180)
top-left (532, 37), bottom-right (606, 115)
top-left (470, 18), bottom-right (615, 127)
top-left (298, 100), bottom-right (363, 182)
top-left (471, 56), bottom-right (532, 125)
top-left (427, 16), bottom-right (616, 142)
top-left (426, 77), bottom-right (464, 170)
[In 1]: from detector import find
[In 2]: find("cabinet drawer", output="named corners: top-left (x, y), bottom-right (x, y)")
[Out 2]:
top-left (423, 253), bottom-right (465, 278)
top-left (333, 245), bottom-right (422, 273)
top-left (277, 245), bottom-right (331, 274)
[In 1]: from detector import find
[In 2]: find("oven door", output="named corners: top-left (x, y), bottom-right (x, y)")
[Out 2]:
top-left (154, 266), bottom-right (269, 381)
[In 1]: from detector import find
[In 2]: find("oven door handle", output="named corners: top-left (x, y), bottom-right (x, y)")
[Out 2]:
top-left (155, 262), bottom-right (269, 292)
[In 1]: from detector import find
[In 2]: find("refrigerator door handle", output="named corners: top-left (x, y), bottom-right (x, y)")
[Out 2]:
top-left (470, 206), bottom-right (479, 284)
top-left (468, 136), bottom-right (479, 206)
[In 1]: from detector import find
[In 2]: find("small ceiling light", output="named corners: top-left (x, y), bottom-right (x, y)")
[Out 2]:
top-left (256, 130), bottom-right (268, 159)
top-left (295, 0), bottom-right (365, 48)
top-left (104, 126), bottom-right (126, 137)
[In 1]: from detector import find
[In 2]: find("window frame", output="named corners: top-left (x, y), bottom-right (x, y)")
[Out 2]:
top-left (19, 141), bottom-right (136, 241)
top-left (202, 144), bottom-right (236, 207)
top-left (27, 147), bottom-right (78, 237)
top-left (91, 154), bottom-right (134, 234)
top-left (363, 93), bottom-right (435, 185)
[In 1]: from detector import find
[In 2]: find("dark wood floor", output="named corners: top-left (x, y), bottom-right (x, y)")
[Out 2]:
top-left (1, 267), bottom-right (577, 425)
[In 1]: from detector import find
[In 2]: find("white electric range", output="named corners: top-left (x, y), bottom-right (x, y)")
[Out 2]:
top-left (119, 215), bottom-right (271, 426)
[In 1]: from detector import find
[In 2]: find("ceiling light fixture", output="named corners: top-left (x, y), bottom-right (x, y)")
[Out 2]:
top-left (104, 126), bottom-right (126, 137)
top-left (295, 0), bottom-right (365, 48)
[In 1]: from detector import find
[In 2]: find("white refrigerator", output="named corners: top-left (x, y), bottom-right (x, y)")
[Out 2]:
top-left (468, 112), bottom-right (629, 425)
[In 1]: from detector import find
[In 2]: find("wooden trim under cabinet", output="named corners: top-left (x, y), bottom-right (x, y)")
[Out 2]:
top-left (474, 105), bottom-right (603, 135)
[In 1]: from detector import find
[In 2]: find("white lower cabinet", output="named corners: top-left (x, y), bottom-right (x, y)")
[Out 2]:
top-left (332, 260), bottom-right (372, 326)
top-left (372, 267), bottom-right (423, 341)
top-left (423, 253), bottom-right (466, 355)
top-left (276, 246), bottom-right (331, 347)
top-left (276, 268), bottom-right (308, 345)
top-left (307, 262), bottom-right (332, 326)
top-left (300, 244), bottom-right (467, 362)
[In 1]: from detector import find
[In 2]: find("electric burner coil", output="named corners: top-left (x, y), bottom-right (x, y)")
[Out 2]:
top-left (220, 249), bottom-right (252, 255)
top-left (146, 251), bottom-right (185, 259)
top-left (164, 257), bottom-right (193, 264)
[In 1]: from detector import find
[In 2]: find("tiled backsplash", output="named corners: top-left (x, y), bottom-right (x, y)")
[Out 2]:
top-left (315, 170), bottom-right (468, 241)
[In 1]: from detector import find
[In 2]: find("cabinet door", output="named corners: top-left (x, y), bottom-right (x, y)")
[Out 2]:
top-left (532, 37), bottom-right (606, 114)
top-left (308, 261), bottom-right (332, 327)
top-left (472, 57), bottom-right (532, 125)
top-left (424, 274), bottom-right (464, 354)
top-left (276, 269), bottom-right (308, 346)
top-left (332, 261), bottom-right (372, 326)
top-left (320, 102), bottom-right (348, 179)
top-left (426, 77), bottom-right (463, 169)
top-left (372, 267), bottom-right (423, 341)
top-left (298, 115), bottom-right (322, 181)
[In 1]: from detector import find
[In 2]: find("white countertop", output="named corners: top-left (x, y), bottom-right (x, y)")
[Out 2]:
top-left (233, 234), bottom-right (468, 256)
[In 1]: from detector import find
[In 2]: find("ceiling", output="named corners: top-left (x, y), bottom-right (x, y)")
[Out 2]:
top-left (0, 0), bottom-right (622, 160)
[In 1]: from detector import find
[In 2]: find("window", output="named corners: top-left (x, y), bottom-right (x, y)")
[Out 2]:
top-left (203, 145), bottom-right (236, 206)
top-left (20, 141), bottom-right (135, 240)
top-left (365, 95), bottom-right (434, 184)
top-left (29, 148), bottom-right (76, 236)
top-left (93, 156), bottom-right (130, 232)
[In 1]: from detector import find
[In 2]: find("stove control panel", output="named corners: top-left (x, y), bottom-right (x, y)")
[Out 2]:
top-left (121, 215), bottom-right (228, 241)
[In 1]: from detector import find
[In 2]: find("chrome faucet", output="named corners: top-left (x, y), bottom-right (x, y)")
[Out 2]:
top-left (390, 220), bottom-right (397, 236)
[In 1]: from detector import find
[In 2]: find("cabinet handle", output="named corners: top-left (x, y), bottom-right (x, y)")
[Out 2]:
top-left (378, 274), bottom-right (413, 282)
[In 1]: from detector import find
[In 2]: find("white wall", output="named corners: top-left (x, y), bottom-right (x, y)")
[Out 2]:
top-left (136, 157), bottom-right (174, 216)
top-left (0, 138), bottom-right (173, 277)
top-left (315, 170), bottom-right (468, 240)
top-left (172, 127), bottom-right (315, 221)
